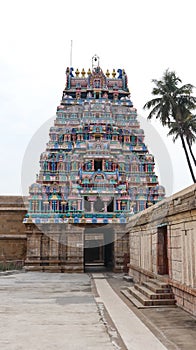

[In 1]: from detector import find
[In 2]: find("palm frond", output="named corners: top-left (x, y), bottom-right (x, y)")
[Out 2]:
top-left (143, 98), bottom-right (162, 110)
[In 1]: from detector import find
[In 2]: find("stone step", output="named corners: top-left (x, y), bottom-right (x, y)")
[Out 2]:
top-left (149, 279), bottom-right (170, 289)
top-left (142, 281), bottom-right (171, 294)
top-left (123, 275), bottom-right (134, 282)
top-left (121, 289), bottom-right (147, 308)
top-left (135, 284), bottom-right (175, 300)
top-left (121, 289), bottom-right (177, 309)
top-left (127, 286), bottom-right (176, 306)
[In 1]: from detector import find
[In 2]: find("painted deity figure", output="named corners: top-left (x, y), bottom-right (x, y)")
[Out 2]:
top-left (43, 161), bottom-right (48, 171)
top-left (87, 161), bottom-right (92, 170)
top-left (51, 162), bottom-right (56, 171)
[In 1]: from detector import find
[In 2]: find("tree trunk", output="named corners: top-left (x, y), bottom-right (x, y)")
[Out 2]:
top-left (186, 138), bottom-right (196, 166)
top-left (180, 135), bottom-right (196, 183)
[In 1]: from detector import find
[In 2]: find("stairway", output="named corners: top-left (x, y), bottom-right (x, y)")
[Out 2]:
top-left (121, 278), bottom-right (176, 308)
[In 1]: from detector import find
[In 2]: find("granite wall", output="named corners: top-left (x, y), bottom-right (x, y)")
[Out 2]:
top-left (0, 196), bottom-right (27, 264)
top-left (127, 184), bottom-right (196, 316)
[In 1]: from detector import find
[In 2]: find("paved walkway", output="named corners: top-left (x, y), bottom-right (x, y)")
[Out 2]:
top-left (0, 272), bottom-right (113, 350)
top-left (94, 273), bottom-right (167, 350)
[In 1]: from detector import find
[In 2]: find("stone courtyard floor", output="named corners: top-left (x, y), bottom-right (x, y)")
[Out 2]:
top-left (0, 271), bottom-right (195, 350)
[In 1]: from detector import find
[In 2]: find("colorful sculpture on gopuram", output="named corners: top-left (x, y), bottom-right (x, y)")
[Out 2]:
top-left (23, 55), bottom-right (165, 272)
top-left (25, 55), bottom-right (165, 225)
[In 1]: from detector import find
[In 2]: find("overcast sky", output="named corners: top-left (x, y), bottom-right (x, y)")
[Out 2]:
top-left (0, 0), bottom-right (195, 196)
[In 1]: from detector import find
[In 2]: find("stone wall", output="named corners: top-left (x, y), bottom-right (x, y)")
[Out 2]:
top-left (113, 228), bottom-right (129, 272)
top-left (25, 223), bottom-right (84, 272)
top-left (127, 184), bottom-right (196, 316)
top-left (0, 196), bottom-right (27, 264)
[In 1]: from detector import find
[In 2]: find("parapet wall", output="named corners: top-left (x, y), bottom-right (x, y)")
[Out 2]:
top-left (0, 196), bottom-right (27, 263)
top-left (127, 184), bottom-right (196, 316)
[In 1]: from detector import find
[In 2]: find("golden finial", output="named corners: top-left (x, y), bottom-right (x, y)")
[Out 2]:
top-left (122, 69), bottom-right (125, 75)
top-left (75, 68), bottom-right (80, 77)
top-left (112, 69), bottom-right (116, 78)
top-left (81, 68), bottom-right (86, 77)
top-left (87, 68), bottom-right (91, 75)
top-left (27, 216), bottom-right (33, 223)
top-left (106, 69), bottom-right (110, 77)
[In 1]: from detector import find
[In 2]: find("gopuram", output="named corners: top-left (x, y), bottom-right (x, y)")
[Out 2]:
top-left (24, 55), bottom-right (165, 272)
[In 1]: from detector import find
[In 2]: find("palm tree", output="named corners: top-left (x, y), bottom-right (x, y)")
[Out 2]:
top-left (143, 69), bottom-right (196, 183)
top-left (167, 116), bottom-right (196, 182)
top-left (181, 114), bottom-right (196, 166)
top-left (143, 70), bottom-right (180, 125)
top-left (173, 102), bottom-right (196, 166)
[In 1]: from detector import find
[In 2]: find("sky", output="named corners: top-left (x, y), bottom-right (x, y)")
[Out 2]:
top-left (0, 0), bottom-right (195, 196)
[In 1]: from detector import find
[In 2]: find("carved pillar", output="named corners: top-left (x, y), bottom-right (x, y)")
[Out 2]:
top-left (90, 202), bottom-right (94, 212)
top-left (49, 234), bottom-right (59, 261)
top-left (88, 196), bottom-right (97, 213)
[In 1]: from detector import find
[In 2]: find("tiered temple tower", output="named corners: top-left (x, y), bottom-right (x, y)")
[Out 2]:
top-left (24, 56), bottom-right (165, 272)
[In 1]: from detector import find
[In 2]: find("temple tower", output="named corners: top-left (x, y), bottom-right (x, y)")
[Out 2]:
top-left (24, 57), bottom-right (165, 272)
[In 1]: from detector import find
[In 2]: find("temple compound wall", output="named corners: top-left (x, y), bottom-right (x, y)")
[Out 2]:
top-left (25, 223), bottom-right (129, 273)
top-left (127, 184), bottom-right (196, 316)
top-left (0, 196), bottom-right (27, 265)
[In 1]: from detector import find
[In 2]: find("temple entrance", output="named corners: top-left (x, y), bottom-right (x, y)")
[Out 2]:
top-left (84, 226), bottom-right (114, 271)
top-left (84, 235), bottom-right (104, 266)
top-left (157, 225), bottom-right (169, 275)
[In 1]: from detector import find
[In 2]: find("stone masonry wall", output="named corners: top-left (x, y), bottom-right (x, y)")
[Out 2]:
top-left (113, 227), bottom-right (129, 272)
top-left (25, 223), bottom-right (84, 272)
top-left (127, 184), bottom-right (196, 316)
top-left (0, 196), bottom-right (27, 263)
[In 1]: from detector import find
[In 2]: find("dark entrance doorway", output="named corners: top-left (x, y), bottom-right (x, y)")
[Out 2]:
top-left (94, 160), bottom-right (102, 171)
top-left (84, 226), bottom-right (114, 271)
top-left (84, 237), bottom-right (104, 265)
top-left (157, 226), bottom-right (169, 275)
